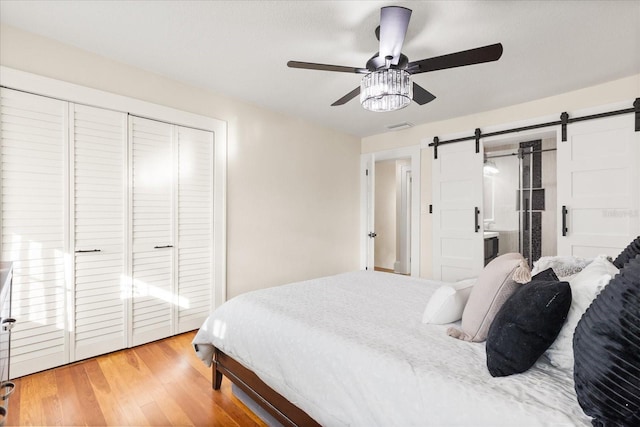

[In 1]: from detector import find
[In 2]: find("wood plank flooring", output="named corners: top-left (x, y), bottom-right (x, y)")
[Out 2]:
top-left (5, 331), bottom-right (267, 426)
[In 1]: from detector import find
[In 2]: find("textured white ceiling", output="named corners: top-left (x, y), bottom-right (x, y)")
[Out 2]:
top-left (1, 0), bottom-right (639, 137)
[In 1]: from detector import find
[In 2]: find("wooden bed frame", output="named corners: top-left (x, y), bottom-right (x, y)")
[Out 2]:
top-left (213, 347), bottom-right (321, 427)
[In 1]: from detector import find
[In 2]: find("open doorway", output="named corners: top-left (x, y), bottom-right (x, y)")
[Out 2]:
top-left (361, 146), bottom-right (420, 276)
top-left (483, 136), bottom-right (557, 267)
top-left (374, 158), bottom-right (411, 274)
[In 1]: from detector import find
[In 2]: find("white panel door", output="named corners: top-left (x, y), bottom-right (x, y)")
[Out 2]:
top-left (176, 126), bottom-right (214, 332)
top-left (0, 88), bottom-right (68, 377)
top-left (432, 140), bottom-right (484, 281)
top-left (130, 116), bottom-right (174, 346)
top-left (558, 114), bottom-right (639, 257)
top-left (71, 104), bottom-right (126, 360)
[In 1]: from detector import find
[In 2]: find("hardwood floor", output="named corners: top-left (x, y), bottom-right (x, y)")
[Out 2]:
top-left (5, 331), bottom-right (267, 426)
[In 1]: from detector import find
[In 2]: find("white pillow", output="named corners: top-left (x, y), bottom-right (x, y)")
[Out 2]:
top-left (422, 279), bottom-right (475, 324)
top-left (545, 255), bottom-right (619, 370)
top-left (531, 255), bottom-right (594, 278)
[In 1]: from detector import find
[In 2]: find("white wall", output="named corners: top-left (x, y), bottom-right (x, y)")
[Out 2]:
top-left (0, 24), bottom-right (361, 298)
top-left (363, 73), bottom-right (640, 279)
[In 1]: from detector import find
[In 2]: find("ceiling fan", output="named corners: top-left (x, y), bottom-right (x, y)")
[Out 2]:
top-left (287, 6), bottom-right (503, 112)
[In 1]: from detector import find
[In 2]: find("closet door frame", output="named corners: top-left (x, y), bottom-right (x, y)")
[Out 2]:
top-left (1, 66), bottom-right (227, 313)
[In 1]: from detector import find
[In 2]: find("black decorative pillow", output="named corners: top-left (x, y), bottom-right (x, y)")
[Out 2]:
top-left (612, 235), bottom-right (640, 269)
top-left (531, 267), bottom-right (559, 282)
top-left (486, 280), bottom-right (571, 377)
top-left (573, 254), bottom-right (640, 426)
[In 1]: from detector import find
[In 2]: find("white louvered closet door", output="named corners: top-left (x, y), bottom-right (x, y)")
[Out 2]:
top-left (71, 104), bottom-right (126, 360)
top-left (130, 116), bottom-right (174, 346)
top-left (176, 126), bottom-right (213, 333)
top-left (0, 88), bottom-right (68, 377)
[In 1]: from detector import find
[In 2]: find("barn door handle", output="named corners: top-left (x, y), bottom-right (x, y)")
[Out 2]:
top-left (474, 207), bottom-right (480, 233)
top-left (562, 205), bottom-right (568, 236)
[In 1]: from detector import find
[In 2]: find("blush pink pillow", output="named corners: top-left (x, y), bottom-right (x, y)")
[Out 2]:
top-left (448, 253), bottom-right (530, 342)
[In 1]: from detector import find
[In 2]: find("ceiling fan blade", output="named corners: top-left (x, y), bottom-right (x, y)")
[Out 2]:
top-left (331, 87), bottom-right (360, 106)
top-left (408, 43), bottom-right (503, 74)
top-left (379, 6), bottom-right (412, 65)
top-left (288, 61), bottom-right (368, 74)
top-left (412, 83), bottom-right (436, 105)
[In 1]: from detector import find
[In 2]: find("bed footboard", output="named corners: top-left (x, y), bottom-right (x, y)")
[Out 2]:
top-left (213, 348), bottom-right (321, 427)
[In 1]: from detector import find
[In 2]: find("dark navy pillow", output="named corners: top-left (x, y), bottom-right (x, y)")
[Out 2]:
top-left (486, 279), bottom-right (571, 377)
top-left (531, 267), bottom-right (559, 282)
top-left (612, 235), bottom-right (640, 269)
top-left (573, 254), bottom-right (640, 426)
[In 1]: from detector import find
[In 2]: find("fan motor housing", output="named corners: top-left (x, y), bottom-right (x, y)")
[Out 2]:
top-left (366, 53), bottom-right (409, 72)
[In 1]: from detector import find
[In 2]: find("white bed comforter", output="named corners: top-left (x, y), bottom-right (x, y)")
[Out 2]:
top-left (193, 271), bottom-right (590, 426)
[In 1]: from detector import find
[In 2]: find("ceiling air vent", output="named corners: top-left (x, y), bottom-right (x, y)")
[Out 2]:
top-left (385, 122), bottom-right (414, 131)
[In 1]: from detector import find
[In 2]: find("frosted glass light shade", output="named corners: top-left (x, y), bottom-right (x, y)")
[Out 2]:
top-left (360, 69), bottom-right (412, 112)
top-left (484, 160), bottom-right (500, 175)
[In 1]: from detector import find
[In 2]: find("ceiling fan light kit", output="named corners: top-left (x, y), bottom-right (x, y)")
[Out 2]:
top-left (360, 69), bottom-right (412, 112)
top-left (288, 6), bottom-right (503, 113)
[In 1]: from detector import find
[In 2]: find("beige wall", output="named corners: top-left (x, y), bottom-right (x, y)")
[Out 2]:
top-left (363, 73), bottom-right (640, 279)
top-left (0, 25), bottom-right (361, 298)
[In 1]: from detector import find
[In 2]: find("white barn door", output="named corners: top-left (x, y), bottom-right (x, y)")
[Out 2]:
top-left (432, 140), bottom-right (484, 281)
top-left (558, 114), bottom-right (639, 257)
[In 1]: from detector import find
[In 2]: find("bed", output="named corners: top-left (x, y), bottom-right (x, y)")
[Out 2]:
top-left (193, 270), bottom-right (591, 426)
